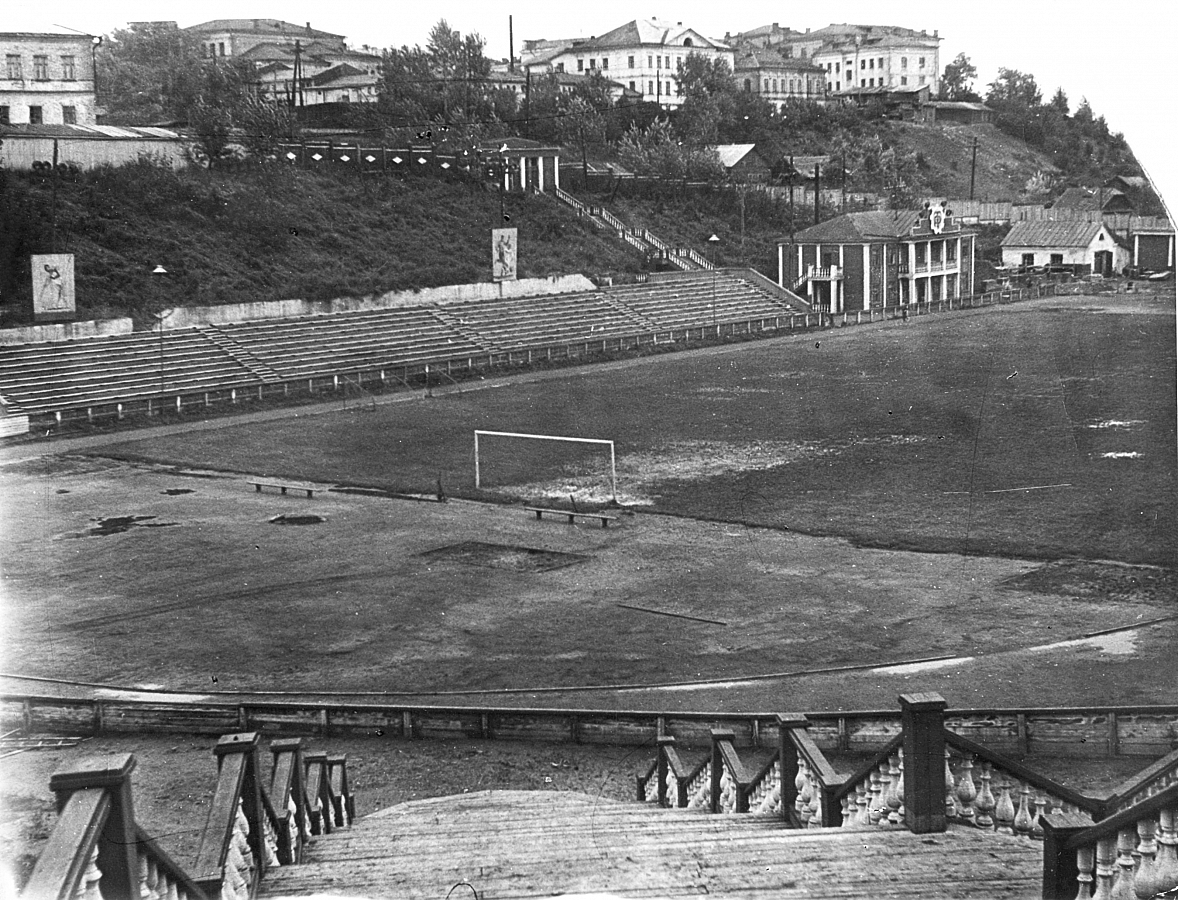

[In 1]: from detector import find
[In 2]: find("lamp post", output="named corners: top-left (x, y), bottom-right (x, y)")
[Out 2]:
top-left (708, 234), bottom-right (720, 330)
top-left (151, 265), bottom-right (171, 400)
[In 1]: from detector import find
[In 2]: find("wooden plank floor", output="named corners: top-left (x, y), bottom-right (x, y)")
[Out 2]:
top-left (258, 791), bottom-right (1043, 899)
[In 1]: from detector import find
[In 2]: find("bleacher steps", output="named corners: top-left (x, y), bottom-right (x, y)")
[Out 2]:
top-left (199, 325), bottom-right (287, 383)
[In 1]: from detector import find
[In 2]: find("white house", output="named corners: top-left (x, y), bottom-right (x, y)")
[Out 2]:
top-left (1, 32), bottom-right (98, 126)
top-left (540, 18), bottom-right (733, 109)
top-left (1000, 221), bottom-right (1129, 276)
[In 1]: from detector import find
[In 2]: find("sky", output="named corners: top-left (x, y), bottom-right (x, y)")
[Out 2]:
top-left (11, 0), bottom-right (1178, 211)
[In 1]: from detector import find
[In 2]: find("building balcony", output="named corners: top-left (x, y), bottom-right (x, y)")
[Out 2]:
top-left (805, 265), bottom-right (843, 281)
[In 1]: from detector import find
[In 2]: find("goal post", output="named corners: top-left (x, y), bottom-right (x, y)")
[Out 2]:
top-left (474, 430), bottom-right (617, 502)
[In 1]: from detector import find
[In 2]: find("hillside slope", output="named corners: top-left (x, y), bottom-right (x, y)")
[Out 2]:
top-left (0, 164), bottom-right (647, 323)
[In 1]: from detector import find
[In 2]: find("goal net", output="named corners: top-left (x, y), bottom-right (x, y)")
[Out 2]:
top-left (474, 430), bottom-right (617, 504)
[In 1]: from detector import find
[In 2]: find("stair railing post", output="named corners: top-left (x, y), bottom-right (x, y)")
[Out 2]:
top-left (49, 754), bottom-right (139, 899)
top-left (1041, 811), bottom-right (1093, 899)
top-left (657, 736), bottom-right (674, 807)
top-left (213, 732), bottom-right (268, 881)
top-left (710, 729), bottom-right (734, 814)
top-left (900, 692), bottom-right (949, 833)
top-left (777, 714), bottom-right (809, 826)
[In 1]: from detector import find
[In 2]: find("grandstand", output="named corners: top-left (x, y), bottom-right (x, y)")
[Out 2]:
top-left (0, 270), bottom-right (808, 426)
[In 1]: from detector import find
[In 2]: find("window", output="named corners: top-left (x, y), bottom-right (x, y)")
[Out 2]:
top-left (628, 56), bottom-right (634, 68)
top-left (62, 105), bottom-right (77, 124)
top-left (577, 59), bottom-right (584, 71)
top-left (0, 106), bottom-right (8, 124)
top-left (772, 79), bottom-right (778, 92)
top-left (947, 242), bottom-right (958, 262)
top-left (900, 76), bottom-right (907, 86)
top-left (861, 79), bottom-right (866, 87)
top-left (1050, 253), bottom-right (1063, 265)
top-left (5, 55), bottom-right (20, 80)
top-left (683, 38), bottom-right (693, 47)
top-left (860, 59), bottom-right (866, 70)
top-left (218, 42), bottom-right (225, 56)
top-left (763, 78), bottom-right (769, 91)
top-left (826, 62), bottom-right (832, 72)
top-left (743, 78), bottom-right (751, 92)
top-left (629, 80), bottom-right (635, 90)
top-left (588, 58), bottom-right (596, 69)
top-left (601, 58), bottom-right (608, 70)
top-left (61, 55), bottom-right (76, 80)
top-left (901, 57), bottom-right (908, 69)
top-left (34, 55), bottom-right (48, 80)
top-left (556, 62), bottom-right (564, 73)
top-left (844, 58), bottom-right (851, 68)
top-left (869, 58), bottom-right (875, 69)
top-left (1022, 253), bottom-right (1035, 267)
top-left (868, 78), bottom-right (874, 87)
top-left (648, 80), bottom-right (653, 94)
top-left (878, 57), bottom-right (884, 68)
top-left (648, 55), bottom-right (653, 68)
top-left (918, 57), bottom-right (925, 67)
top-left (29, 105), bottom-right (43, 124)
top-left (919, 76), bottom-right (926, 85)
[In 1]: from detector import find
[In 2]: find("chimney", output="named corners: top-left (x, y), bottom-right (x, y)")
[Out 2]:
top-left (806, 27), bottom-right (811, 33)
top-left (933, 29), bottom-right (939, 38)
top-left (306, 22), bottom-right (312, 33)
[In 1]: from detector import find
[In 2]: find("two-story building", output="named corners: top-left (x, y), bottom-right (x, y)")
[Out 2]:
top-left (539, 18), bottom-right (733, 109)
top-left (732, 48), bottom-right (825, 107)
top-left (753, 24), bottom-right (940, 96)
top-left (779, 203), bottom-right (975, 313)
top-left (1, 32), bottom-right (97, 126)
top-left (183, 19), bottom-right (347, 59)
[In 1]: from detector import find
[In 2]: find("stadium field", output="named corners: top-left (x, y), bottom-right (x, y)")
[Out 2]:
top-left (97, 294), bottom-right (1177, 567)
top-left (3, 292), bottom-right (1174, 711)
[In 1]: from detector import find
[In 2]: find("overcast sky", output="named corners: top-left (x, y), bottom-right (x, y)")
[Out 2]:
top-left (13, 0), bottom-right (1177, 211)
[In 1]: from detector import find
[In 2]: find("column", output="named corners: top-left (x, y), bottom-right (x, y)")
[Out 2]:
top-left (862, 244), bottom-right (870, 313)
top-left (519, 157), bottom-right (526, 191)
top-left (900, 692), bottom-right (948, 833)
top-left (536, 154), bottom-right (544, 192)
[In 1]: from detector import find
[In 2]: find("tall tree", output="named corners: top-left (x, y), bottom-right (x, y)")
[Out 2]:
top-left (939, 53), bottom-right (978, 101)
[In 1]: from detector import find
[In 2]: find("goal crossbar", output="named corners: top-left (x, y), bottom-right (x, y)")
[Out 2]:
top-left (474, 430), bottom-right (616, 501)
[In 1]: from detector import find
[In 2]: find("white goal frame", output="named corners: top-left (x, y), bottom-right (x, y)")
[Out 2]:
top-left (474, 430), bottom-right (617, 501)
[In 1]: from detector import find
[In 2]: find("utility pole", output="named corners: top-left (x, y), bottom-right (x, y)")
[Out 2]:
top-left (969, 137), bottom-right (978, 201)
top-left (509, 15), bottom-right (515, 73)
top-left (788, 154), bottom-right (795, 224)
top-left (841, 152), bottom-right (847, 210)
top-left (524, 67), bottom-right (531, 138)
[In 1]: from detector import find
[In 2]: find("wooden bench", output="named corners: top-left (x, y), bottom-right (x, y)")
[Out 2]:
top-left (249, 481), bottom-right (316, 498)
top-left (525, 506), bottom-right (617, 529)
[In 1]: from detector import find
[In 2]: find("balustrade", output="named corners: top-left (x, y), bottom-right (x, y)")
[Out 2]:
top-left (944, 731), bottom-right (1100, 838)
top-left (1042, 783), bottom-right (1178, 900)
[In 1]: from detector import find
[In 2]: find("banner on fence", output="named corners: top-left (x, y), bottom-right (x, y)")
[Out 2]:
top-left (492, 228), bottom-right (518, 282)
top-left (31, 254), bottom-right (75, 321)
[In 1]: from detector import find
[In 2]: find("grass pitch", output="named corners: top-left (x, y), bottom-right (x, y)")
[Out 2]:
top-left (98, 295), bottom-right (1177, 567)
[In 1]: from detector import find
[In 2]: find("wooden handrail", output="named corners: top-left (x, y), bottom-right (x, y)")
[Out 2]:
top-left (327, 755), bottom-right (354, 826)
top-left (304, 752), bottom-right (332, 835)
top-left (191, 732), bottom-right (268, 898)
top-left (1064, 782), bottom-right (1178, 850)
top-left (944, 731), bottom-right (1102, 816)
top-left (21, 788), bottom-right (110, 900)
top-left (1102, 746), bottom-right (1178, 816)
top-left (270, 739), bottom-right (306, 864)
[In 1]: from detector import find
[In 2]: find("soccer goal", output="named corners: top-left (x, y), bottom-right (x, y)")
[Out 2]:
top-left (474, 430), bottom-right (617, 502)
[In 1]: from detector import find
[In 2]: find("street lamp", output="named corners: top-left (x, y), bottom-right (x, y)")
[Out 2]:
top-left (708, 234), bottom-right (720, 330)
top-left (151, 265), bottom-right (171, 401)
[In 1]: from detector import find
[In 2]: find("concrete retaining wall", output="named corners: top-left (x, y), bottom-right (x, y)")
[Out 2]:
top-left (159, 275), bottom-right (598, 329)
top-left (0, 318), bottom-right (134, 345)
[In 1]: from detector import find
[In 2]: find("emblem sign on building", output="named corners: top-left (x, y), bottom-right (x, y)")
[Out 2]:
top-left (928, 201), bottom-right (947, 234)
top-left (492, 228), bottom-right (518, 282)
top-left (31, 254), bottom-right (76, 321)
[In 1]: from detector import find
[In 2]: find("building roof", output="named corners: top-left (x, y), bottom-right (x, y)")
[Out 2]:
top-left (0, 124), bottom-right (181, 140)
top-left (831, 84), bottom-right (929, 98)
top-left (733, 48), bottom-right (824, 72)
top-left (308, 64), bottom-right (373, 88)
top-left (782, 23), bottom-right (938, 44)
top-left (183, 19), bottom-right (343, 40)
top-left (0, 31), bottom-right (95, 41)
top-left (927, 101), bottom-right (991, 112)
top-left (714, 144), bottom-right (759, 168)
top-left (1000, 221), bottom-right (1104, 248)
top-left (793, 210), bottom-right (922, 242)
top-left (1051, 186), bottom-right (1128, 211)
top-left (570, 18), bottom-right (729, 51)
top-left (781, 156), bottom-right (845, 179)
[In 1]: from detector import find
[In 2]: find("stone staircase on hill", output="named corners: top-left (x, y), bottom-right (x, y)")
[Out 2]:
top-left (551, 188), bottom-right (713, 271)
top-left (256, 789), bottom-right (1041, 899)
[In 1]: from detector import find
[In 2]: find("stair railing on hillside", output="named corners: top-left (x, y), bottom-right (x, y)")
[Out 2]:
top-left (1100, 746), bottom-right (1178, 817)
top-left (552, 187), bottom-right (592, 216)
top-left (943, 731), bottom-right (1103, 837)
top-left (21, 754), bottom-right (209, 900)
top-left (682, 248), bottom-right (713, 270)
top-left (1041, 782), bottom-right (1178, 899)
top-left (21, 733), bottom-right (353, 900)
top-left (636, 736), bottom-right (709, 809)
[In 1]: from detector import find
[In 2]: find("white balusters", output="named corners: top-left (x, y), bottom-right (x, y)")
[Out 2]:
top-left (955, 756), bottom-right (977, 826)
top-left (974, 763), bottom-right (996, 830)
top-left (643, 770), bottom-right (659, 803)
top-left (855, 780), bottom-right (871, 826)
top-left (995, 780), bottom-right (1016, 835)
top-left (1031, 795), bottom-right (1047, 841)
top-left (666, 769), bottom-right (680, 808)
top-left (262, 806), bottom-right (280, 867)
top-left (286, 795), bottom-right (298, 862)
top-left (893, 749), bottom-right (906, 826)
top-left (1074, 844), bottom-right (1096, 900)
top-left (944, 748), bottom-right (958, 820)
top-left (884, 754), bottom-right (902, 826)
top-left (686, 763), bottom-right (711, 810)
top-left (718, 765), bottom-right (736, 814)
top-left (221, 799), bottom-right (256, 900)
top-left (1110, 828), bottom-right (1136, 900)
top-left (868, 769), bottom-right (885, 826)
top-left (1092, 836), bottom-right (1117, 900)
top-left (137, 853), bottom-right (161, 900)
top-left (1013, 784), bottom-right (1034, 837)
top-left (71, 844), bottom-right (102, 900)
top-left (1152, 806), bottom-right (1178, 896)
top-left (1135, 816), bottom-right (1160, 899)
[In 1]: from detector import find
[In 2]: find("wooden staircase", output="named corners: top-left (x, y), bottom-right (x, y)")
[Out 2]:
top-left (256, 790), bottom-right (1041, 899)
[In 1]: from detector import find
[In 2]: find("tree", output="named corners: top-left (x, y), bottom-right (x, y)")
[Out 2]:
top-left (97, 22), bottom-right (216, 124)
top-left (673, 53), bottom-right (738, 147)
top-left (617, 119), bottom-right (724, 182)
top-left (986, 67), bottom-right (1041, 110)
top-left (939, 53), bottom-right (978, 101)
